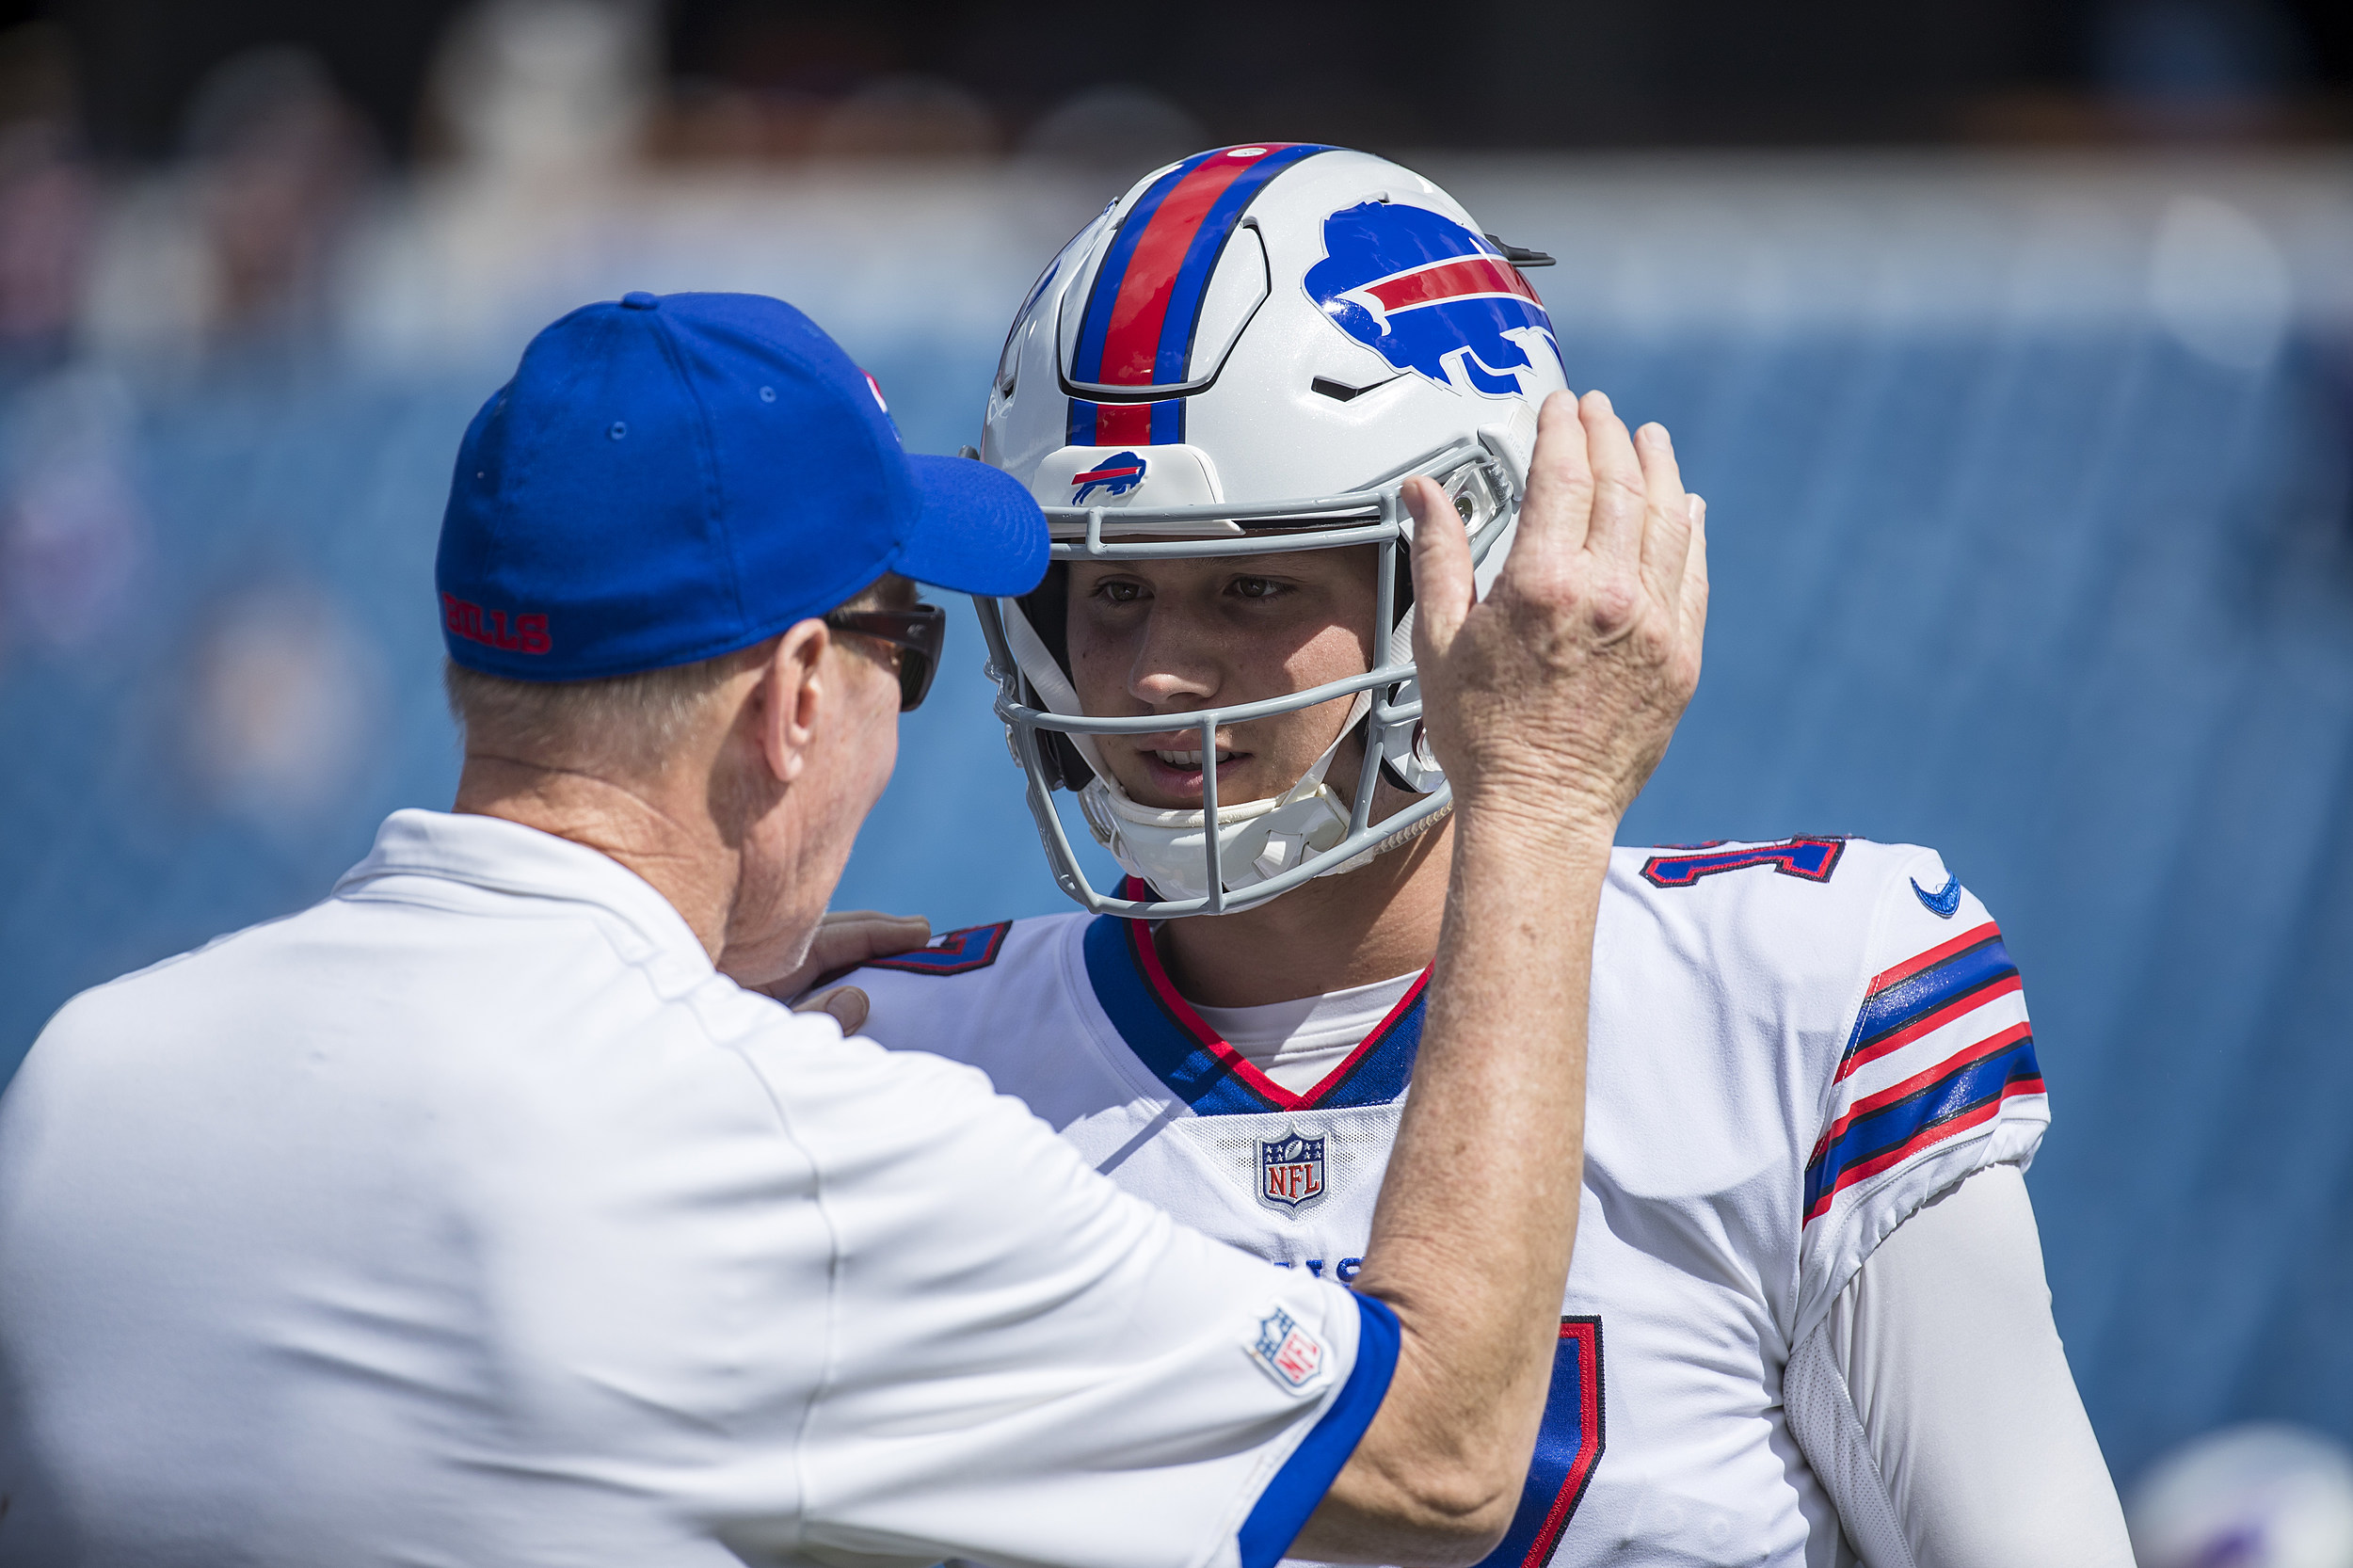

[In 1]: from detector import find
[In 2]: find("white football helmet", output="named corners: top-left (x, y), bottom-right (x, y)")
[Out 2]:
top-left (974, 143), bottom-right (1569, 919)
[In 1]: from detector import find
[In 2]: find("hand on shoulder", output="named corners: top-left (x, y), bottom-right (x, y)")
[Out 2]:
top-left (746, 908), bottom-right (934, 1032)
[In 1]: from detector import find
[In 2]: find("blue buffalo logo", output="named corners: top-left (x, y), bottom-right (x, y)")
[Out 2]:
top-left (1304, 202), bottom-right (1561, 399)
top-left (1260, 1131), bottom-right (1326, 1213)
top-left (1070, 450), bottom-right (1148, 503)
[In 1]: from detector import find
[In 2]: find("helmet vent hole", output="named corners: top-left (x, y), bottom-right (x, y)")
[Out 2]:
top-left (1311, 374), bottom-right (1403, 403)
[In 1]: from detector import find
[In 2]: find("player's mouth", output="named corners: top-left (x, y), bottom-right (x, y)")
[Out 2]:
top-left (1130, 734), bottom-right (1250, 803)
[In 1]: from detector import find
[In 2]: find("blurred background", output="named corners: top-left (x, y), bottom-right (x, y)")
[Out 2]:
top-left (3, 0), bottom-right (2352, 1552)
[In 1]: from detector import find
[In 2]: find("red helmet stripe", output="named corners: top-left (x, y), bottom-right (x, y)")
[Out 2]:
top-left (1096, 152), bottom-right (1276, 385)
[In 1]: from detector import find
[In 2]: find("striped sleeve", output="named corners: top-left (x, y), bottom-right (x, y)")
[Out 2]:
top-left (1793, 852), bottom-right (2051, 1340)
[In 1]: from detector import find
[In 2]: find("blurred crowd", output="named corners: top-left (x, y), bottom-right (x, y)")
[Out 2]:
top-left (0, 0), bottom-right (2344, 368)
top-left (0, 0), bottom-right (1230, 372)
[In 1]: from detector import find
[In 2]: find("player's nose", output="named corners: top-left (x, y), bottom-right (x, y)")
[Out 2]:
top-left (1127, 607), bottom-right (1224, 707)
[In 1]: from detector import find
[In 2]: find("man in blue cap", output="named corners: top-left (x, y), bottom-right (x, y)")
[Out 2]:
top-left (0, 291), bottom-right (1708, 1568)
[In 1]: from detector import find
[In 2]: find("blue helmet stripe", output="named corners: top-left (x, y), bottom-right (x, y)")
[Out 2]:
top-left (1068, 152), bottom-right (1217, 387)
top-left (1150, 142), bottom-right (1332, 385)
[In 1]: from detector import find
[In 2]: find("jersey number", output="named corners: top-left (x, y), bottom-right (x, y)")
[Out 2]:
top-left (1641, 837), bottom-right (1845, 888)
top-left (860, 921), bottom-right (1011, 975)
top-left (1474, 1318), bottom-right (1605, 1568)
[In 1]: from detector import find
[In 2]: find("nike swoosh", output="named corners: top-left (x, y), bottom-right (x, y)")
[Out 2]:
top-left (1912, 873), bottom-right (1961, 918)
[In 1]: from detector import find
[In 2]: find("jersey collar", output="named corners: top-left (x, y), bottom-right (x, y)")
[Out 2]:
top-left (1081, 911), bottom-right (1426, 1115)
top-left (334, 808), bottom-right (711, 974)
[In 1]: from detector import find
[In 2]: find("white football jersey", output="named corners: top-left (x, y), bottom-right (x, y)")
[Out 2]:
top-left (853, 838), bottom-right (2050, 1568)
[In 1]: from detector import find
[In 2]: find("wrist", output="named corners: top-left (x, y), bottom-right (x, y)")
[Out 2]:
top-left (1447, 769), bottom-right (1623, 842)
top-left (1445, 789), bottom-right (1620, 873)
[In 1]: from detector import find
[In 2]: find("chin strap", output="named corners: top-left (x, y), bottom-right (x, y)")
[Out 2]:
top-left (1000, 601), bottom-right (1110, 780)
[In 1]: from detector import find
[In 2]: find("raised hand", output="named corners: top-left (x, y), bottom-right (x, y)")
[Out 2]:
top-left (1404, 389), bottom-right (1708, 836)
top-left (1305, 392), bottom-right (1708, 1565)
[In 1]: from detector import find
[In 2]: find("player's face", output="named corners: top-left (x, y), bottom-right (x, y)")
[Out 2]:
top-left (1065, 547), bottom-right (1379, 810)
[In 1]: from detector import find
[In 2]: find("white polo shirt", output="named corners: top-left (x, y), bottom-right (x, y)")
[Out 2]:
top-left (0, 809), bottom-right (1393, 1568)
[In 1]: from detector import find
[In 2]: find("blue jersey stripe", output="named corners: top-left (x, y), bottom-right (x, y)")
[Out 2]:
top-left (1080, 916), bottom-right (1420, 1114)
top-left (1849, 935), bottom-right (2018, 1053)
top-left (1472, 1319), bottom-right (1603, 1568)
top-left (1333, 1000), bottom-right (1420, 1107)
top-left (1803, 1037), bottom-right (2043, 1216)
top-left (1239, 1293), bottom-right (1401, 1568)
top-left (1082, 914), bottom-right (1251, 1108)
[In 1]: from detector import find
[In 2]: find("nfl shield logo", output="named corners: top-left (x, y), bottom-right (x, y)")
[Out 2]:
top-left (1248, 1306), bottom-right (1326, 1390)
top-left (1260, 1130), bottom-right (1326, 1213)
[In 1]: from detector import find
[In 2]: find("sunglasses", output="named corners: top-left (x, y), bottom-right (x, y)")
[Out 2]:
top-left (823, 602), bottom-right (946, 712)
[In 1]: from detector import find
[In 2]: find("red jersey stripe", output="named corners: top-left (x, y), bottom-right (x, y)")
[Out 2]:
top-left (1835, 972), bottom-right (2025, 1082)
top-left (1803, 1079), bottom-right (2046, 1224)
top-left (1865, 920), bottom-right (2000, 996)
top-left (1124, 919), bottom-right (1430, 1112)
top-left (1814, 1020), bottom-right (2036, 1160)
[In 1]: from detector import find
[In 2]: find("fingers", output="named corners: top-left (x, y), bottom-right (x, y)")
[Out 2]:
top-left (1633, 423), bottom-right (1691, 606)
top-left (1404, 475), bottom-right (1474, 664)
top-left (1680, 495), bottom-right (1710, 641)
top-left (1512, 390), bottom-right (1597, 565)
top-left (792, 984), bottom-right (871, 1035)
top-left (807, 911), bottom-right (931, 971)
top-left (1577, 391), bottom-right (1648, 568)
top-left (755, 911), bottom-right (930, 1005)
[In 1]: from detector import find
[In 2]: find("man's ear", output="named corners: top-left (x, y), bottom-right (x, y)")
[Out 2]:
top-left (756, 620), bottom-right (829, 786)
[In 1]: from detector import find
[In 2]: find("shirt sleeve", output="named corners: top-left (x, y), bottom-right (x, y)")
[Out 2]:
top-left (1794, 851), bottom-right (2051, 1341)
top-left (743, 1030), bottom-right (1397, 1568)
top-left (1799, 1165), bottom-right (2133, 1568)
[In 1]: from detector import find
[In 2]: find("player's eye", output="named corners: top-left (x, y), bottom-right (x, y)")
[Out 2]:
top-left (1228, 576), bottom-right (1287, 600)
top-left (1095, 579), bottom-right (1147, 604)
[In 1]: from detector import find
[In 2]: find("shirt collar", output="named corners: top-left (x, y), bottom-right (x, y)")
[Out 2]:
top-left (335, 808), bottom-right (713, 973)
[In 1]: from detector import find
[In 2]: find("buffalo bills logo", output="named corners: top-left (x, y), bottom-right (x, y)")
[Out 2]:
top-left (1071, 450), bottom-right (1148, 503)
top-left (1260, 1130), bottom-right (1326, 1213)
top-left (1305, 202), bottom-right (1561, 399)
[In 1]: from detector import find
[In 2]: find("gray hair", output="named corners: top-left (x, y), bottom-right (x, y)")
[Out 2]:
top-left (443, 648), bottom-right (760, 776)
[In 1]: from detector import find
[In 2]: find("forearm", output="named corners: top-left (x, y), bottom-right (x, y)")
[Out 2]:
top-left (1301, 807), bottom-right (1612, 1561)
top-left (1295, 391), bottom-right (1705, 1565)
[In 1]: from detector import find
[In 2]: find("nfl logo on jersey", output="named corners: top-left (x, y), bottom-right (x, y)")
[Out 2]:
top-left (1260, 1131), bottom-right (1326, 1213)
top-left (1248, 1307), bottom-right (1326, 1390)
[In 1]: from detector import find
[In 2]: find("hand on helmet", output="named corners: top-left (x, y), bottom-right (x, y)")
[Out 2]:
top-left (1404, 389), bottom-right (1707, 837)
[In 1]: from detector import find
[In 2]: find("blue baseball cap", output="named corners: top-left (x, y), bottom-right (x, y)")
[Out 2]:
top-left (436, 290), bottom-right (1047, 680)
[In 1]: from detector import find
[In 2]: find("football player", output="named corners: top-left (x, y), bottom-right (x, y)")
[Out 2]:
top-left (848, 146), bottom-right (2135, 1567)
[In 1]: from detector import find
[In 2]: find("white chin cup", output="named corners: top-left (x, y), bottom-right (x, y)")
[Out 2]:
top-left (1080, 773), bottom-right (1359, 901)
top-left (1078, 690), bottom-right (1376, 901)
